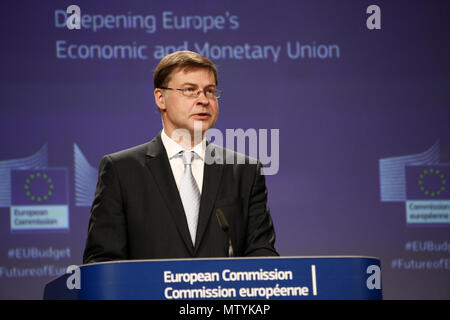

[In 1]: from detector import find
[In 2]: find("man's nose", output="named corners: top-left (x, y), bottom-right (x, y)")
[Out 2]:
top-left (196, 90), bottom-right (210, 104)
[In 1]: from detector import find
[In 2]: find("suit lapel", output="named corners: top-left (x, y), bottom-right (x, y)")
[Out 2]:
top-left (145, 134), bottom-right (194, 255)
top-left (194, 143), bottom-right (224, 254)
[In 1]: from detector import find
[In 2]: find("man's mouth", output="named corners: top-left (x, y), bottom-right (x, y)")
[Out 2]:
top-left (192, 113), bottom-right (210, 119)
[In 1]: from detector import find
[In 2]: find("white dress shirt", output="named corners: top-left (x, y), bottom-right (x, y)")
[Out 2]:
top-left (160, 129), bottom-right (206, 193)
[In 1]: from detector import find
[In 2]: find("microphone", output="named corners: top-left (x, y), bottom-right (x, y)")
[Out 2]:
top-left (215, 209), bottom-right (234, 257)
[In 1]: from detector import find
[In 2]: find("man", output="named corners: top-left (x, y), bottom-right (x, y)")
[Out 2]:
top-left (83, 50), bottom-right (278, 263)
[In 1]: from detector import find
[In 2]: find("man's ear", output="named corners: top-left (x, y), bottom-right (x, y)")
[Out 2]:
top-left (154, 88), bottom-right (166, 112)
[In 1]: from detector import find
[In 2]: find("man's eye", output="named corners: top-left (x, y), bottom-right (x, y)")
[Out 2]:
top-left (184, 87), bottom-right (196, 93)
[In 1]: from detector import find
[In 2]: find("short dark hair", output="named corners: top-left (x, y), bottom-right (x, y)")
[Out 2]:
top-left (153, 50), bottom-right (218, 89)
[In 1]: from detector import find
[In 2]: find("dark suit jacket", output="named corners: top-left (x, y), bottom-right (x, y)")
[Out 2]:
top-left (83, 133), bottom-right (278, 263)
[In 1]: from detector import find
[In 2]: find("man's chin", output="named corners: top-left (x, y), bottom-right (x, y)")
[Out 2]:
top-left (191, 120), bottom-right (213, 134)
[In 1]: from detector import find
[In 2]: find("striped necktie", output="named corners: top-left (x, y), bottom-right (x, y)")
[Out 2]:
top-left (178, 151), bottom-right (201, 246)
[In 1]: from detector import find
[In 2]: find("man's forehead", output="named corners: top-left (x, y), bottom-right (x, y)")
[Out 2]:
top-left (169, 67), bottom-right (215, 84)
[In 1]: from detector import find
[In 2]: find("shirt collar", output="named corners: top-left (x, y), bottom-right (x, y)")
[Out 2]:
top-left (161, 128), bottom-right (206, 160)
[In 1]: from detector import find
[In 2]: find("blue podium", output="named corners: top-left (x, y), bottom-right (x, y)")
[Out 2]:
top-left (43, 256), bottom-right (382, 300)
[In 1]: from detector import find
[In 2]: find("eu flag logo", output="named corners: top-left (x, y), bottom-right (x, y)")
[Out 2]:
top-left (406, 165), bottom-right (449, 200)
top-left (405, 165), bottom-right (450, 224)
top-left (10, 168), bottom-right (69, 231)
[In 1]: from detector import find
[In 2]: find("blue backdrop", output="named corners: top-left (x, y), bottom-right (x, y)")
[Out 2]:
top-left (0, 0), bottom-right (449, 299)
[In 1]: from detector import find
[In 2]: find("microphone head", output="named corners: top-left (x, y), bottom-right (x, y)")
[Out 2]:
top-left (215, 209), bottom-right (229, 232)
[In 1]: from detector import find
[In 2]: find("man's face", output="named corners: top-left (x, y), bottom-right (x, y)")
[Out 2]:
top-left (155, 67), bottom-right (219, 142)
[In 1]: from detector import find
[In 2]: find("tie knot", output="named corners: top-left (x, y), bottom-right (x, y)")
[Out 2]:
top-left (181, 151), bottom-right (195, 165)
